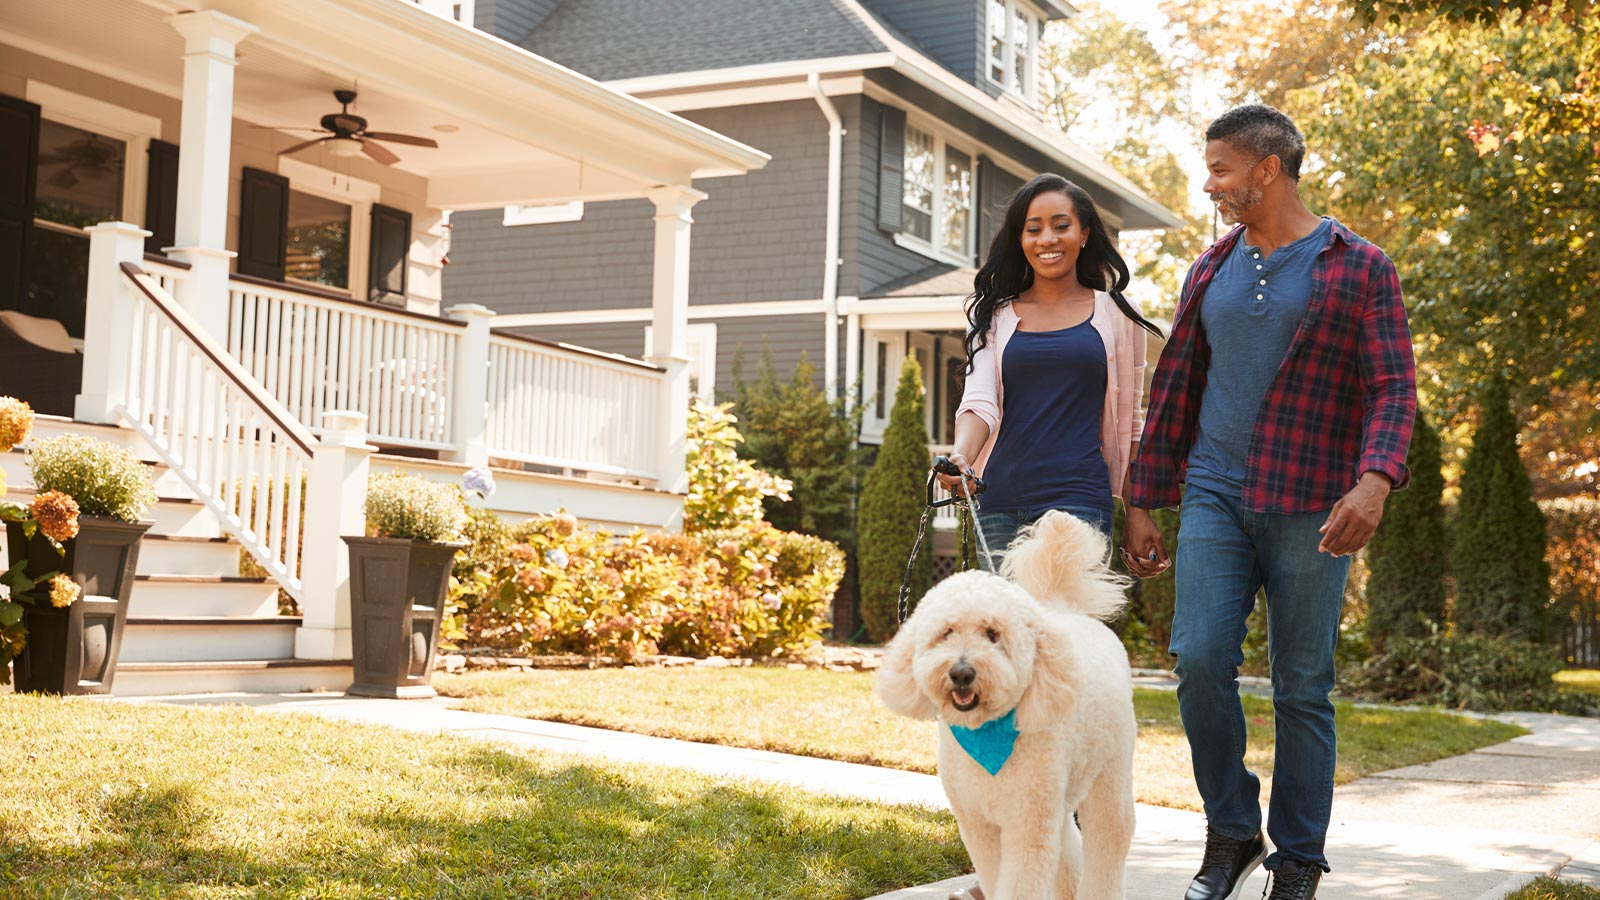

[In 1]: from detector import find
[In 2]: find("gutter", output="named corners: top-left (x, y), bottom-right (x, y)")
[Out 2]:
top-left (809, 71), bottom-right (845, 400)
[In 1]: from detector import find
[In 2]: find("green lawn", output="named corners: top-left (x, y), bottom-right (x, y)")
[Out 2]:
top-left (1506, 878), bottom-right (1600, 900)
top-left (433, 667), bottom-right (1526, 812)
top-left (1556, 669), bottom-right (1600, 697)
top-left (0, 695), bottom-right (966, 900)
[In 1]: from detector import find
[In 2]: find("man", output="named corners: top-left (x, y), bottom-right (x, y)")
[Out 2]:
top-left (1122, 105), bottom-right (1416, 900)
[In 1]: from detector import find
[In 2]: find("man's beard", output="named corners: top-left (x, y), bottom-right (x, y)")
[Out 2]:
top-left (1212, 182), bottom-right (1263, 225)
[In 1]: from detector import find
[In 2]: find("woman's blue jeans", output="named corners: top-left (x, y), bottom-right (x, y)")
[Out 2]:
top-left (1170, 483), bottom-right (1352, 873)
top-left (976, 505), bottom-right (1113, 571)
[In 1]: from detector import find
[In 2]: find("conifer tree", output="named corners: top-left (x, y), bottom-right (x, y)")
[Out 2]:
top-left (857, 358), bottom-right (933, 641)
top-left (1453, 378), bottom-right (1552, 641)
top-left (1366, 407), bottom-right (1450, 651)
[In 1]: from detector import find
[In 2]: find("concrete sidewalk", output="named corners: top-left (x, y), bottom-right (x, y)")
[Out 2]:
top-left (134, 692), bottom-right (1600, 900)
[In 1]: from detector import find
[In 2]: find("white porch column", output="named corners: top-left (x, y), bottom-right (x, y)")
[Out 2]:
top-left (74, 222), bottom-right (151, 425)
top-left (644, 185), bottom-right (706, 494)
top-left (444, 304), bottom-right (496, 467)
top-left (165, 10), bottom-right (256, 339)
top-left (295, 410), bottom-right (375, 661)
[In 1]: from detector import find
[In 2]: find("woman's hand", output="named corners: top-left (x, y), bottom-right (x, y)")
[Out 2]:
top-left (935, 451), bottom-right (979, 497)
top-left (1120, 506), bottom-right (1171, 578)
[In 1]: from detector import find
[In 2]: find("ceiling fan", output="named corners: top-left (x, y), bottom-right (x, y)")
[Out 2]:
top-left (274, 89), bottom-right (438, 166)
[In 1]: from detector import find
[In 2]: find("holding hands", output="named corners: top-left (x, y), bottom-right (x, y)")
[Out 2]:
top-left (1120, 506), bottom-right (1171, 578)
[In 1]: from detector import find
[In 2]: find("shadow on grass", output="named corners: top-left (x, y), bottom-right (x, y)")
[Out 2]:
top-left (1, 744), bottom-right (967, 900)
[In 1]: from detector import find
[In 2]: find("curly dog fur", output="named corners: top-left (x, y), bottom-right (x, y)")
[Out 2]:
top-left (876, 511), bottom-right (1137, 900)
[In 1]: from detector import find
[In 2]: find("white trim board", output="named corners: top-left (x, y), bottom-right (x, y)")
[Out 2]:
top-left (494, 298), bottom-right (829, 328)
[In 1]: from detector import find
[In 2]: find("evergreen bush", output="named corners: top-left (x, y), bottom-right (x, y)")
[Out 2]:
top-left (857, 358), bottom-right (932, 642)
top-left (731, 351), bottom-right (862, 553)
top-left (1366, 407), bottom-right (1450, 651)
top-left (1344, 631), bottom-right (1591, 714)
top-left (1453, 378), bottom-right (1552, 641)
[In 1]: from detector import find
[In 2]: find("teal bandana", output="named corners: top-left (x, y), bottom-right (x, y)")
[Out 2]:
top-left (947, 709), bottom-right (1019, 775)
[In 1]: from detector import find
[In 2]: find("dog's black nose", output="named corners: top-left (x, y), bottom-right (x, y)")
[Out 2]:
top-left (949, 661), bottom-right (975, 689)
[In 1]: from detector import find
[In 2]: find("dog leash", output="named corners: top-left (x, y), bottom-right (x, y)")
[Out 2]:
top-left (897, 456), bottom-right (996, 624)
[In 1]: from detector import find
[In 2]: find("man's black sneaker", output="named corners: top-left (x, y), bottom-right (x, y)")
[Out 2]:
top-left (1184, 828), bottom-right (1267, 900)
top-left (1262, 860), bottom-right (1322, 900)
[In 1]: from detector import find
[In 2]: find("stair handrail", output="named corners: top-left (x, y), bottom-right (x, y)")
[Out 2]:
top-left (116, 261), bottom-right (316, 602)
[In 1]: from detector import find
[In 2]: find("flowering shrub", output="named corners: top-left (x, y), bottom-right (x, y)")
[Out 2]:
top-left (365, 473), bottom-right (468, 542)
top-left (448, 508), bottom-right (844, 661)
top-left (28, 434), bottom-right (157, 522)
top-left (684, 400), bottom-right (791, 533)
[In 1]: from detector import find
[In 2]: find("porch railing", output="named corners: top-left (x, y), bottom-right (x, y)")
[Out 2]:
top-left (117, 262), bottom-right (312, 603)
top-left (484, 332), bottom-right (664, 481)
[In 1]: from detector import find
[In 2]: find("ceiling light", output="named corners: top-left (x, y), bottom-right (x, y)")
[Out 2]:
top-left (432, 124), bottom-right (460, 133)
top-left (326, 136), bottom-right (363, 158)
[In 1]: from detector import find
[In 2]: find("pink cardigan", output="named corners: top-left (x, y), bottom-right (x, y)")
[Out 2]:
top-left (955, 292), bottom-right (1149, 500)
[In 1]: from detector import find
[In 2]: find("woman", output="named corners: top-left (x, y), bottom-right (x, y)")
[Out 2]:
top-left (939, 173), bottom-right (1165, 570)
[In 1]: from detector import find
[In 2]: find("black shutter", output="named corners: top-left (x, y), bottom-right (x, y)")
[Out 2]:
top-left (876, 105), bottom-right (905, 233)
top-left (237, 167), bottom-right (288, 280)
top-left (368, 203), bottom-right (410, 306)
top-left (0, 94), bottom-right (40, 310)
top-left (143, 139), bottom-right (180, 255)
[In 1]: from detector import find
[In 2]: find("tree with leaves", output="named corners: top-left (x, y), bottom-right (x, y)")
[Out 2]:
top-left (1453, 378), bottom-right (1552, 641)
top-left (1365, 408), bottom-right (1450, 651)
top-left (683, 399), bottom-right (792, 533)
top-left (731, 351), bottom-right (863, 554)
top-left (856, 358), bottom-right (933, 642)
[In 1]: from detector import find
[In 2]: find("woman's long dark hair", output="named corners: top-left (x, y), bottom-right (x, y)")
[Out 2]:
top-left (963, 174), bottom-right (1163, 372)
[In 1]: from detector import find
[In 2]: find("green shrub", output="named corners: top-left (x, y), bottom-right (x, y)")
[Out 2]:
top-left (1343, 631), bottom-right (1593, 713)
top-left (1453, 378), bottom-right (1551, 641)
top-left (856, 358), bottom-right (933, 642)
top-left (365, 473), bottom-right (467, 542)
top-left (447, 508), bottom-right (843, 662)
top-left (731, 351), bottom-right (863, 554)
top-left (28, 434), bottom-right (156, 522)
top-left (685, 399), bottom-right (791, 533)
top-left (1366, 407), bottom-right (1450, 650)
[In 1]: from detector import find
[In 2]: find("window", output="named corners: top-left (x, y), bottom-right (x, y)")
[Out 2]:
top-left (987, 0), bottom-right (1038, 100)
top-left (860, 330), bottom-right (906, 443)
top-left (285, 189), bottom-right (351, 289)
top-left (896, 122), bottom-right (977, 264)
top-left (901, 126), bottom-right (934, 243)
top-left (643, 323), bottom-right (718, 401)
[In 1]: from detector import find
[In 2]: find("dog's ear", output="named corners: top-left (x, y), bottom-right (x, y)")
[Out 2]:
top-left (875, 620), bottom-right (938, 720)
top-left (1015, 612), bottom-right (1079, 732)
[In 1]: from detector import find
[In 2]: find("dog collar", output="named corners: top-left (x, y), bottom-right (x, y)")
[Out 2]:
top-left (947, 708), bottom-right (1019, 776)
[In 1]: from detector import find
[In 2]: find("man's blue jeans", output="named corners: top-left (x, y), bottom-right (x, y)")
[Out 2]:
top-left (1171, 483), bottom-right (1351, 872)
top-left (977, 505), bottom-right (1112, 571)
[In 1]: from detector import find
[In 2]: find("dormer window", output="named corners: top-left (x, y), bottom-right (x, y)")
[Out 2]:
top-left (988, 0), bottom-right (1038, 101)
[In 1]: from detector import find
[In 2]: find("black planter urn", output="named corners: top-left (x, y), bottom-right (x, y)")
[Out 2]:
top-left (343, 536), bottom-right (465, 699)
top-left (5, 516), bottom-right (152, 696)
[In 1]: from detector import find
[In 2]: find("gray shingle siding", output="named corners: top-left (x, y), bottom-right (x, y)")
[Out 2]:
top-left (473, 0), bottom-right (560, 42)
top-left (444, 101), bottom-right (835, 315)
top-left (518, 0), bottom-right (885, 81)
top-left (859, 0), bottom-right (987, 84)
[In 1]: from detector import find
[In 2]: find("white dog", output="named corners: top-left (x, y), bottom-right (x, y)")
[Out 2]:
top-left (876, 511), bottom-right (1137, 900)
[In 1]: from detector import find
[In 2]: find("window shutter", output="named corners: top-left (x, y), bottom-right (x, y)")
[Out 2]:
top-left (0, 94), bottom-right (40, 309)
top-left (237, 167), bottom-right (288, 281)
top-left (368, 203), bottom-right (411, 306)
top-left (876, 105), bottom-right (905, 233)
top-left (143, 139), bottom-right (180, 255)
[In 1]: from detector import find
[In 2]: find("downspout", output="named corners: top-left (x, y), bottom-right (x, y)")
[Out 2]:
top-left (809, 71), bottom-right (844, 400)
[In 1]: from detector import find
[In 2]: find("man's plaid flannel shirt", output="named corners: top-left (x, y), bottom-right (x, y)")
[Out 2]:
top-left (1128, 221), bottom-right (1417, 514)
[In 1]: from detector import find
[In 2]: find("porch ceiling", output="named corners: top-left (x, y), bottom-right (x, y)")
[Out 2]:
top-left (2, 0), bottom-right (769, 209)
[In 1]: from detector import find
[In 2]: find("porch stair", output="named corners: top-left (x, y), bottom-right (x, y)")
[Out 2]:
top-left (2, 417), bottom-right (352, 696)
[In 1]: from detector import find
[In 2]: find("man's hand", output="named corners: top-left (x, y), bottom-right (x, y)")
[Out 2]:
top-left (1120, 506), bottom-right (1171, 578)
top-left (1318, 471), bottom-right (1393, 557)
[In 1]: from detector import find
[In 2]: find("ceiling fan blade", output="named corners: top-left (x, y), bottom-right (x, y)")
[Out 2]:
top-left (360, 138), bottom-right (400, 166)
top-left (249, 125), bottom-right (330, 133)
top-left (362, 132), bottom-right (439, 148)
top-left (279, 137), bottom-right (329, 156)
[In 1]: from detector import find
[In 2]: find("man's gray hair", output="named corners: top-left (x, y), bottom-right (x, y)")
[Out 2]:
top-left (1206, 105), bottom-right (1306, 181)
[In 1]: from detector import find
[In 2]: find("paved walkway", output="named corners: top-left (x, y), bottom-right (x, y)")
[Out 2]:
top-left (132, 692), bottom-right (1600, 900)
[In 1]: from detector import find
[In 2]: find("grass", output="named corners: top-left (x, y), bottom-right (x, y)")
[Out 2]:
top-left (433, 667), bottom-right (1526, 812)
top-left (1505, 878), bottom-right (1600, 900)
top-left (0, 695), bottom-right (967, 899)
top-left (1556, 669), bottom-right (1600, 697)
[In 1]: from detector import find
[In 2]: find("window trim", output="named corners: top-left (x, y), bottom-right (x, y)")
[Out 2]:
top-left (985, 0), bottom-right (1039, 104)
top-left (643, 322), bottom-right (718, 401)
top-left (859, 329), bottom-right (906, 444)
top-left (277, 156), bottom-right (379, 297)
top-left (502, 201), bottom-right (585, 226)
top-left (894, 115), bottom-right (978, 268)
top-left (26, 80), bottom-right (161, 239)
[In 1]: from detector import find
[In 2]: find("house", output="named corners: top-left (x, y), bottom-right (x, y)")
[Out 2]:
top-left (442, 0), bottom-right (1183, 455)
top-left (0, 0), bottom-right (767, 694)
